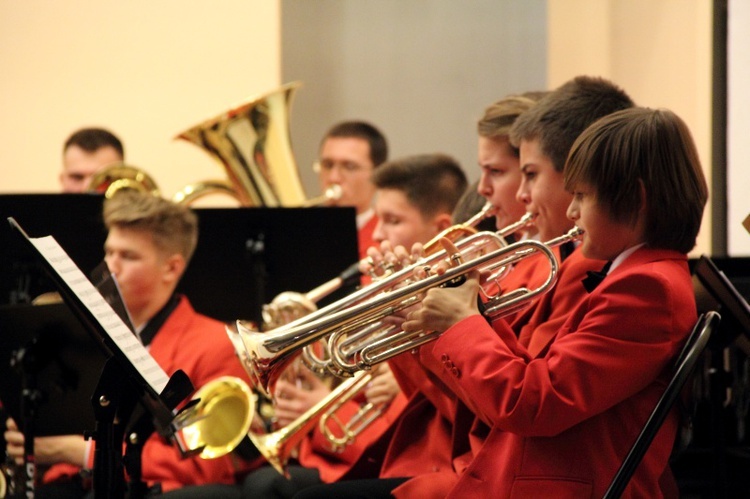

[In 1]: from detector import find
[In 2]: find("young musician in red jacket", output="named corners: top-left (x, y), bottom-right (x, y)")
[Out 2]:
top-left (4, 191), bottom-right (260, 497)
top-left (238, 153), bottom-right (467, 499)
top-left (370, 94), bottom-right (547, 496)
top-left (408, 107), bottom-right (708, 498)
top-left (315, 121), bottom-right (389, 262)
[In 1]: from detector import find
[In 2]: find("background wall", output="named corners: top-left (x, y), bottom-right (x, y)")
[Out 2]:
top-left (728, 0), bottom-right (750, 255)
top-left (0, 0), bottom-right (280, 199)
top-left (280, 0), bottom-right (547, 194)
top-left (547, 0), bottom-right (715, 255)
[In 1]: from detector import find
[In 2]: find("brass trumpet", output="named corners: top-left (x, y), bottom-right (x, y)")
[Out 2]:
top-left (239, 370), bottom-right (374, 477)
top-left (317, 371), bottom-right (388, 453)
top-left (233, 226), bottom-right (581, 395)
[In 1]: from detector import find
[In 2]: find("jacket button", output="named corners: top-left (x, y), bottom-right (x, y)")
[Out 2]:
top-left (441, 354), bottom-right (449, 362)
top-left (451, 367), bottom-right (460, 378)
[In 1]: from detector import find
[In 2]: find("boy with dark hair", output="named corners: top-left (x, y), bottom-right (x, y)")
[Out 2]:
top-left (315, 121), bottom-right (388, 260)
top-left (371, 153), bottom-right (467, 250)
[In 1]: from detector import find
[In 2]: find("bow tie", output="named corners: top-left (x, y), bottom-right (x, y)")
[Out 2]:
top-left (581, 261), bottom-right (613, 293)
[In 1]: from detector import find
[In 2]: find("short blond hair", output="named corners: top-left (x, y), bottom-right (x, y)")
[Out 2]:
top-left (103, 191), bottom-right (198, 263)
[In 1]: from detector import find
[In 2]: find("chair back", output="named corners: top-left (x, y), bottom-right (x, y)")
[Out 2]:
top-left (603, 311), bottom-right (721, 499)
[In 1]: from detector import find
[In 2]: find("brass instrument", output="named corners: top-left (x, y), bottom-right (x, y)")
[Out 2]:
top-left (170, 376), bottom-right (255, 459)
top-left (87, 163), bottom-right (161, 199)
top-left (317, 371), bottom-right (388, 452)
top-left (175, 81), bottom-right (307, 207)
top-left (241, 370), bottom-right (374, 477)
top-left (232, 226), bottom-right (581, 395)
top-left (88, 82), bottom-right (342, 207)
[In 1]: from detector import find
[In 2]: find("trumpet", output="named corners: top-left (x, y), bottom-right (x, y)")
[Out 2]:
top-left (233, 226), bottom-right (582, 395)
top-left (240, 370), bottom-right (374, 477)
top-left (317, 371), bottom-right (388, 453)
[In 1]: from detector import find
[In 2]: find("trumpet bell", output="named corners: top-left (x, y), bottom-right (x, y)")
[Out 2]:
top-left (172, 376), bottom-right (255, 459)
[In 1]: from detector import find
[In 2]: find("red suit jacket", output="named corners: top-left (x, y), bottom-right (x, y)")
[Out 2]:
top-left (423, 247), bottom-right (695, 498)
top-left (358, 213), bottom-right (379, 262)
top-left (44, 296), bottom-right (258, 493)
top-left (380, 246), bottom-right (568, 493)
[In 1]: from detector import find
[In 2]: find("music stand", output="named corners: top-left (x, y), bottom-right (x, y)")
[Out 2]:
top-left (6, 218), bottom-right (194, 499)
top-left (0, 303), bottom-right (107, 436)
top-left (178, 206), bottom-right (360, 323)
top-left (676, 255), bottom-right (750, 496)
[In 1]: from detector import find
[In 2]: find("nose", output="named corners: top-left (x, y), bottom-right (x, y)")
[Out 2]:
top-left (566, 199), bottom-right (579, 221)
top-left (516, 183), bottom-right (530, 205)
top-left (105, 255), bottom-right (119, 275)
top-left (477, 172), bottom-right (492, 197)
top-left (372, 220), bottom-right (386, 244)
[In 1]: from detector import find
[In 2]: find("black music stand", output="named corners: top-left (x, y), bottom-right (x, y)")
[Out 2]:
top-left (6, 218), bottom-right (194, 499)
top-left (673, 255), bottom-right (750, 496)
top-left (178, 206), bottom-right (360, 324)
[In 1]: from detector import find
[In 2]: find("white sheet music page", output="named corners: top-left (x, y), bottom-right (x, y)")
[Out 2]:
top-left (30, 235), bottom-right (169, 393)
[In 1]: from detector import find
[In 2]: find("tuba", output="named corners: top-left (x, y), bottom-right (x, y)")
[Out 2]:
top-left (88, 82), bottom-right (341, 207)
top-left (175, 81), bottom-right (313, 207)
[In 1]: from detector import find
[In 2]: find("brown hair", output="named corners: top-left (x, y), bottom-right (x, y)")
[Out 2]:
top-left (372, 153), bottom-right (468, 219)
top-left (510, 76), bottom-right (635, 172)
top-left (564, 107), bottom-right (708, 253)
top-left (103, 191), bottom-right (198, 263)
top-left (477, 92), bottom-right (547, 156)
top-left (320, 120), bottom-right (388, 167)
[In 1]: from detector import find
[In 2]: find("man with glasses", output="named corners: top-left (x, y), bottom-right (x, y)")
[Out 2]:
top-left (314, 121), bottom-right (388, 260)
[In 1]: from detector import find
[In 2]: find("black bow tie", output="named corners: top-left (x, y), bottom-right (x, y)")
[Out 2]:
top-left (582, 261), bottom-right (613, 293)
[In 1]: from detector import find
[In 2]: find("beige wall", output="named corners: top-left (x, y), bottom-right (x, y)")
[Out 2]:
top-left (0, 1), bottom-right (280, 199)
top-left (548, 0), bottom-right (713, 255)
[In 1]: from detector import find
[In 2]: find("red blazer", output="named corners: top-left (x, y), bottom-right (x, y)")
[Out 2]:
top-left (424, 247), bottom-right (696, 498)
top-left (358, 214), bottom-right (379, 286)
top-left (379, 247), bottom-right (566, 491)
top-left (44, 296), bottom-right (260, 492)
top-left (358, 213), bottom-right (379, 261)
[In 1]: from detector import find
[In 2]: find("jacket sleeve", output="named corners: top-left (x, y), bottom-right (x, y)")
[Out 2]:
top-left (424, 269), bottom-right (692, 436)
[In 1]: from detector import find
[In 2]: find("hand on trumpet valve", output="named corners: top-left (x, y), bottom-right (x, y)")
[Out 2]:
top-left (364, 363), bottom-right (401, 407)
top-left (403, 238), bottom-right (482, 335)
top-left (361, 241), bottom-right (424, 280)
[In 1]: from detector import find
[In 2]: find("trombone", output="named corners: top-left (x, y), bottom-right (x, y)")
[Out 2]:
top-left (233, 226), bottom-right (581, 395)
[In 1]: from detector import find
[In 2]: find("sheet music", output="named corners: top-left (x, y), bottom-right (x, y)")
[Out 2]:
top-left (29, 235), bottom-right (169, 393)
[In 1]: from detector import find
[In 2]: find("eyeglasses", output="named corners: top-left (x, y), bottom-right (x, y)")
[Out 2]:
top-left (312, 159), bottom-right (370, 174)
